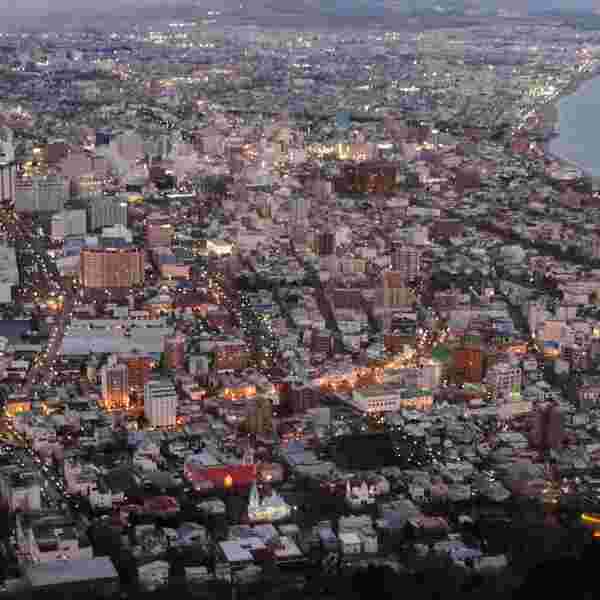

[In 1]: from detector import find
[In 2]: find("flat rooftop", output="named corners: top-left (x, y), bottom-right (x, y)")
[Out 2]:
top-left (25, 557), bottom-right (118, 588)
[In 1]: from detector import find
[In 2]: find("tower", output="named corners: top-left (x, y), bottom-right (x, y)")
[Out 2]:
top-left (164, 333), bottom-right (186, 371)
top-left (249, 481), bottom-right (260, 509)
top-left (101, 357), bottom-right (129, 410)
top-left (144, 379), bottom-right (178, 428)
top-left (242, 446), bottom-right (255, 465)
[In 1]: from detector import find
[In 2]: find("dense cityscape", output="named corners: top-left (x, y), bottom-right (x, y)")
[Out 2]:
top-left (1, 5), bottom-right (600, 600)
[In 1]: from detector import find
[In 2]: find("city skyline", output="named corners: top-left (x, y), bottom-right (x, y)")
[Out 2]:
top-left (0, 4), bottom-right (599, 600)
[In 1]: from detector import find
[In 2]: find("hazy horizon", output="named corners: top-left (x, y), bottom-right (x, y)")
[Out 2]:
top-left (3, 0), bottom-right (600, 29)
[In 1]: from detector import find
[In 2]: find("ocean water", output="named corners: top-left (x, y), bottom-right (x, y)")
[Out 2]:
top-left (549, 75), bottom-right (600, 176)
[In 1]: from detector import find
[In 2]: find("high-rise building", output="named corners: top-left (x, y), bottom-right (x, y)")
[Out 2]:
top-left (0, 163), bottom-right (16, 203)
top-left (289, 195), bottom-right (310, 222)
top-left (316, 230), bottom-right (336, 257)
top-left (164, 333), bottom-right (186, 371)
top-left (87, 196), bottom-right (128, 231)
top-left (51, 209), bottom-right (87, 241)
top-left (382, 271), bottom-right (413, 308)
top-left (145, 213), bottom-right (174, 248)
top-left (245, 396), bottom-right (273, 435)
top-left (144, 379), bottom-right (178, 428)
top-left (101, 358), bottom-right (129, 410)
top-left (118, 352), bottom-right (153, 400)
top-left (15, 174), bottom-right (67, 213)
top-left (391, 245), bottom-right (421, 282)
top-left (80, 247), bottom-right (144, 289)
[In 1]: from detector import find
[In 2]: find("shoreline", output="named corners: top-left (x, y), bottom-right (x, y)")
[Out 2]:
top-left (538, 65), bottom-right (600, 178)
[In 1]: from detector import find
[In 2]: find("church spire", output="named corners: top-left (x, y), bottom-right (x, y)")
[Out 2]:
top-left (249, 481), bottom-right (260, 508)
top-left (242, 446), bottom-right (255, 465)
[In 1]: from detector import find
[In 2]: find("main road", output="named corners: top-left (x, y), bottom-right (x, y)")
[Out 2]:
top-left (23, 285), bottom-right (74, 396)
top-left (0, 211), bottom-right (75, 397)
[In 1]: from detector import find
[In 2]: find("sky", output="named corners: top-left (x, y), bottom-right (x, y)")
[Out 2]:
top-left (4, 0), bottom-right (153, 15)
top-left (3, 0), bottom-right (600, 22)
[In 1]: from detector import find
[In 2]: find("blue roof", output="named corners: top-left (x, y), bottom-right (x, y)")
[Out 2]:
top-left (336, 111), bottom-right (351, 130)
top-left (284, 440), bottom-right (305, 454)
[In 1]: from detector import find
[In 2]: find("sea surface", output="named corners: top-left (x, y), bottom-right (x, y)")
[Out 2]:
top-left (549, 74), bottom-right (600, 176)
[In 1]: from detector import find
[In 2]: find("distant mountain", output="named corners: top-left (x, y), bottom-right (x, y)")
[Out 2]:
top-left (301, 0), bottom-right (600, 17)
top-left (4, 0), bottom-right (600, 31)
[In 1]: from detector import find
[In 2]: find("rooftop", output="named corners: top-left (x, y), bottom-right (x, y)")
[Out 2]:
top-left (25, 557), bottom-right (118, 588)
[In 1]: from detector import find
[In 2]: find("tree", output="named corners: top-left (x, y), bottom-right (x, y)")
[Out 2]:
top-left (137, 414), bottom-right (149, 431)
top-left (114, 548), bottom-right (139, 588)
top-left (157, 351), bottom-right (168, 373)
top-left (0, 503), bottom-right (11, 540)
top-left (168, 547), bottom-right (187, 582)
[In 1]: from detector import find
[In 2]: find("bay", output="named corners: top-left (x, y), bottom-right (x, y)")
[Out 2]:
top-left (549, 74), bottom-right (600, 176)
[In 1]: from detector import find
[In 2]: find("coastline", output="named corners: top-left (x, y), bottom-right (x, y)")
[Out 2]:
top-left (538, 65), bottom-right (600, 178)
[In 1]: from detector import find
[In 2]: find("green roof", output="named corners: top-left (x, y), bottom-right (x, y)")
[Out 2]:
top-left (464, 383), bottom-right (484, 392)
top-left (431, 345), bottom-right (452, 362)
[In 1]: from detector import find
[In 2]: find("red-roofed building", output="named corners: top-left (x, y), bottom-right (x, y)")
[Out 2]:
top-left (184, 448), bottom-right (258, 492)
top-left (143, 495), bottom-right (180, 515)
top-left (186, 464), bottom-right (257, 492)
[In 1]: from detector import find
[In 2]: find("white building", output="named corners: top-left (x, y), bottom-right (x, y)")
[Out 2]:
top-left (0, 467), bottom-right (41, 512)
top-left (486, 359), bottom-right (522, 401)
top-left (350, 384), bottom-right (433, 413)
top-left (0, 246), bottom-right (18, 303)
top-left (87, 196), bottom-right (128, 232)
top-left (144, 379), bottom-right (178, 428)
top-left (51, 209), bottom-right (87, 240)
top-left (15, 174), bottom-right (67, 213)
top-left (102, 224), bottom-right (133, 243)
